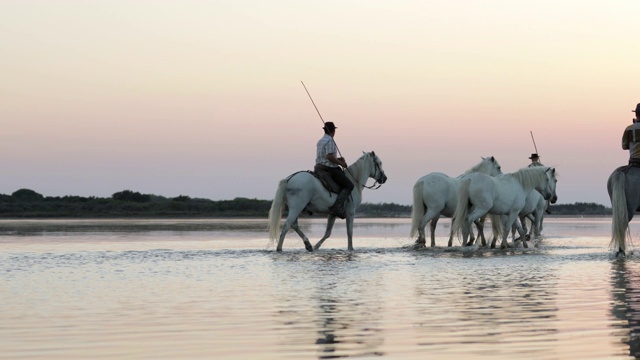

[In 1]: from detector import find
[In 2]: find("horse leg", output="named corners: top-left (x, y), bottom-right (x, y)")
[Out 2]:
top-left (447, 217), bottom-right (455, 247)
top-left (276, 221), bottom-right (291, 252)
top-left (278, 207), bottom-right (304, 252)
top-left (464, 208), bottom-right (486, 247)
top-left (314, 215), bottom-right (337, 250)
top-left (429, 217), bottom-right (440, 247)
top-left (474, 218), bottom-right (487, 247)
top-left (346, 215), bottom-right (355, 251)
top-left (468, 224), bottom-right (476, 246)
top-left (514, 219), bottom-right (528, 248)
top-left (290, 220), bottom-right (313, 252)
top-left (501, 212), bottom-right (519, 249)
top-left (415, 209), bottom-right (439, 248)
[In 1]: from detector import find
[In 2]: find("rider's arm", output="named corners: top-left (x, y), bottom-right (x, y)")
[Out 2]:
top-left (623, 129), bottom-right (631, 150)
top-left (326, 153), bottom-right (348, 168)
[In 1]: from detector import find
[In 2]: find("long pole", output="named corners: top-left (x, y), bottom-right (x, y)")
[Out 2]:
top-left (530, 130), bottom-right (539, 154)
top-left (300, 81), bottom-right (344, 158)
top-left (301, 81), bottom-right (325, 124)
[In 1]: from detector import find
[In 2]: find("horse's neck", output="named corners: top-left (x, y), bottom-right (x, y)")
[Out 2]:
top-left (346, 159), bottom-right (369, 193)
top-left (509, 170), bottom-right (539, 192)
top-left (460, 164), bottom-right (490, 178)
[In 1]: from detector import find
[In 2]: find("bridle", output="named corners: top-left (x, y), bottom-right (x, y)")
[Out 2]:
top-left (363, 156), bottom-right (384, 190)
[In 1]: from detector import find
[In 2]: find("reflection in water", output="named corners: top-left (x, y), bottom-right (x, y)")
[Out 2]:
top-left (410, 254), bottom-right (559, 355)
top-left (272, 251), bottom-right (385, 358)
top-left (610, 260), bottom-right (640, 357)
top-left (0, 219), bottom-right (273, 236)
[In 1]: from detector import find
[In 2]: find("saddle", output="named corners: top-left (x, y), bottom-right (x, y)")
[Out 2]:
top-left (308, 168), bottom-right (341, 195)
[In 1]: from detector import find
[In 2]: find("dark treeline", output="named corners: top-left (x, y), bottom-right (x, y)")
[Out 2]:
top-left (0, 189), bottom-right (612, 218)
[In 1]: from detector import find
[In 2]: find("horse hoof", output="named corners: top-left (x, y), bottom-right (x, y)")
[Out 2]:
top-left (617, 249), bottom-right (626, 257)
top-left (304, 241), bottom-right (313, 252)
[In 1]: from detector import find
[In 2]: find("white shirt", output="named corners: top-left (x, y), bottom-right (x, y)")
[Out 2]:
top-left (316, 134), bottom-right (338, 167)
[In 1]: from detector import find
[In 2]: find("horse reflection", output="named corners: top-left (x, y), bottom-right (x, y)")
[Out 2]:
top-left (410, 254), bottom-right (559, 351)
top-left (610, 260), bottom-right (640, 357)
top-left (271, 252), bottom-right (385, 358)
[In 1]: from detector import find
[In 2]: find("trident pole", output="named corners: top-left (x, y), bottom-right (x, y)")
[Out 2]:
top-left (300, 81), bottom-right (344, 158)
top-left (530, 130), bottom-right (539, 154)
top-left (301, 81), bottom-right (325, 124)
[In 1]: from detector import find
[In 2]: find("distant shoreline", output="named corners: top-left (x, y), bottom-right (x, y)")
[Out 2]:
top-left (1, 189), bottom-right (611, 219)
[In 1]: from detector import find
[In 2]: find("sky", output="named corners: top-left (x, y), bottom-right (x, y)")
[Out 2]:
top-left (2, 0), bottom-right (640, 206)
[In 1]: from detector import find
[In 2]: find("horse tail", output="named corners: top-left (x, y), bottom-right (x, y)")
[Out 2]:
top-left (610, 170), bottom-right (629, 252)
top-left (268, 179), bottom-right (288, 244)
top-left (451, 178), bottom-right (471, 237)
top-left (409, 180), bottom-right (425, 238)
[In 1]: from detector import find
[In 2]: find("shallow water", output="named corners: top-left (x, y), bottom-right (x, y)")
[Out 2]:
top-left (2, 217), bottom-right (640, 359)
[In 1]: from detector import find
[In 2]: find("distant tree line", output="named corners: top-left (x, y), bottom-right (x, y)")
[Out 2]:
top-left (0, 189), bottom-right (612, 218)
top-left (0, 189), bottom-right (272, 218)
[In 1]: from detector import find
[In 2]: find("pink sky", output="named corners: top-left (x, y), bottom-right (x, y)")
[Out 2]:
top-left (2, 1), bottom-right (640, 206)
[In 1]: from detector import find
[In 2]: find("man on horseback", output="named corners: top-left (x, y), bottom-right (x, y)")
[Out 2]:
top-left (622, 103), bottom-right (640, 167)
top-left (528, 153), bottom-right (550, 214)
top-left (315, 122), bottom-right (354, 219)
top-left (528, 153), bottom-right (544, 167)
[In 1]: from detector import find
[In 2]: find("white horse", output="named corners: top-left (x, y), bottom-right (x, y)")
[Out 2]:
top-left (452, 167), bottom-right (558, 249)
top-left (268, 151), bottom-right (387, 252)
top-left (410, 156), bottom-right (502, 247)
top-left (608, 165), bottom-right (640, 257)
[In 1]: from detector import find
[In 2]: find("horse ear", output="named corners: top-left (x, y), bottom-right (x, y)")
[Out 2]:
top-left (371, 150), bottom-right (375, 157)
top-left (491, 156), bottom-right (495, 162)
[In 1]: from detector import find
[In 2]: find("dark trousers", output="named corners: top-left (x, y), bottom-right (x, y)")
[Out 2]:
top-left (315, 165), bottom-right (354, 192)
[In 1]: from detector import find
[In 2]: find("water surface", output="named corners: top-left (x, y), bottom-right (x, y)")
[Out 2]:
top-left (2, 217), bottom-right (640, 359)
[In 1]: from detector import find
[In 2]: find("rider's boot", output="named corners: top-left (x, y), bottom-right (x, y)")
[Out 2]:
top-left (329, 189), bottom-right (350, 219)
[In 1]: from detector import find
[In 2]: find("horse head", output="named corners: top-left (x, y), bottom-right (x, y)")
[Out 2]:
top-left (536, 167), bottom-right (558, 203)
top-left (482, 156), bottom-right (502, 176)
top-left (546, 167), bottom-right (558, 204)
top-left (367, 151), bottom-right (387, 185)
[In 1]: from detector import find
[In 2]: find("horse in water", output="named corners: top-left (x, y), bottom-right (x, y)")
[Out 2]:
top-left (452, 167), bottom-right (558, 249)
top-left (608, 165), bottom-right (640, 257)
top-left (410, 156), bottom-right (502, 247)
top-left (268, 151), bottom-right (387, 252)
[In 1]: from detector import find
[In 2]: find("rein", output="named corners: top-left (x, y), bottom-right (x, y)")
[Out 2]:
top-left (348, 154), bottom-right (383, 190)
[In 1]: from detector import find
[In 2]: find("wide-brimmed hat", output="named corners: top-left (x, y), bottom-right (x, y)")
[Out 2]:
top-left (529, 153), bottom-right (540, 160)
top-left (323, 122), bottom-right (337, 131)
top-left (633, 103), bottom-right (640, 113)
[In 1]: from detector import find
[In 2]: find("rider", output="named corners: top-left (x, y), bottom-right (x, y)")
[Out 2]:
top-left (315, 122), bottom-right (354, 219)
top-left (527, 153), bottom-right (550, 214)
top-left (622, 103), bottom-right (640, 166)
top-left (528, 153), bottom-right (544, 167)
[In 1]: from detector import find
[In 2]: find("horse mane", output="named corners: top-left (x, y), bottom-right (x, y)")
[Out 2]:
top-left (509, 166), bottom-right (549, 189)
top-left (347, 152), bottom-right (374, 194)
top-left (461, 156), bottom-right (498, 176)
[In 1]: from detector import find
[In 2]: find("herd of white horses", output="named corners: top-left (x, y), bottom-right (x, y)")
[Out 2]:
top-left (268, 152), bottom-right (564, 253)
top-left (268, 151), bottom-right (639, 257)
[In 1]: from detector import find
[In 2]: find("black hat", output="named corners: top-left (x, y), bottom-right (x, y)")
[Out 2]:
top-left (323, 122), bottom-right (337, 131)
top-left (529, 153), bottom-right (540, 160)
top-left (633, 103), bottom-right (640, 113)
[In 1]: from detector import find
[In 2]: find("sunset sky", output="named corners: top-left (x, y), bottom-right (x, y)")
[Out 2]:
top-left (2, 1), bottom-right (640, 206)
